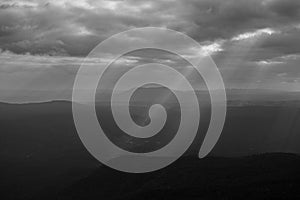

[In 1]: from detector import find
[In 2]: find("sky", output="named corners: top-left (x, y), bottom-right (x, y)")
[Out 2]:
top-left (0, 0), bottom-right (300, 102)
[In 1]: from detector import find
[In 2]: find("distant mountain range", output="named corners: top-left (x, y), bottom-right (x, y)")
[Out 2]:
top-left (1, 87), bottom-right (299, 104)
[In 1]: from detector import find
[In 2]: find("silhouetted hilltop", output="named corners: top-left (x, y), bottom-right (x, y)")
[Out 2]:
top-left (59, 153), bottom-right (300, 200)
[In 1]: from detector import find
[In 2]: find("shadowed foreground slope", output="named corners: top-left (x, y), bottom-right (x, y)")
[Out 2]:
top-left (59, 153), bottom-right (300, 200)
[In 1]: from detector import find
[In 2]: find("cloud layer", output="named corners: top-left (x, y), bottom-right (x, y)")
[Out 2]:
top-left (0, 0), bottom-right (299, 56)
top-left (0, 0), bottom-right (299, 102)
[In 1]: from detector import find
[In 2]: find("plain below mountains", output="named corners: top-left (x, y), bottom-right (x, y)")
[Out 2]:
top-left (0, 98), bottom-right (299, 199)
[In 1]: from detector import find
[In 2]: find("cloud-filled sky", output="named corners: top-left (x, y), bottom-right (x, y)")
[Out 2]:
top-left (0, 0), bottom-right (299, 102)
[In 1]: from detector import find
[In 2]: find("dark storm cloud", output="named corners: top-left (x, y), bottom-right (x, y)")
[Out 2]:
top-left (174, 0), bottom-right (300, 42)
top-left (0, 2), bottom-right (73, 55)
top-left (258, 27), bottom-right (300, 57)
top-left (268, 0), bottom-right (300, 18)
top-left (0, 0), bottom-right (299, 57)
top-left (0, 0), bottom-right (176, 56)
top-left (0, 1), bottom-right (107, 56)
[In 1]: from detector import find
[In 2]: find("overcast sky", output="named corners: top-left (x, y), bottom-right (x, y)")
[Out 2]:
top-left (0, 0), bottom-right (299, 102)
